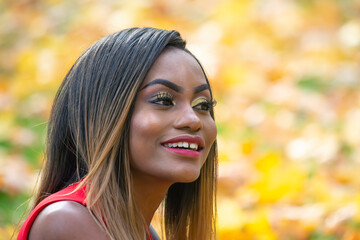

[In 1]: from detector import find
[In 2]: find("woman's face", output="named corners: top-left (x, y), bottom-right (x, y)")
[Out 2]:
top-left (129, 47), bottom-right (217, 184)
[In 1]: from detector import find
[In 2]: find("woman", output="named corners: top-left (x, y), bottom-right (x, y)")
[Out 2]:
top-left (17, 27), bottom-right (218, 240)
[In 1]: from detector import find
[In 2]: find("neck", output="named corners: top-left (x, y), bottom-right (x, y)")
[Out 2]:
top-left (132, 172), bottom-right (172, 226)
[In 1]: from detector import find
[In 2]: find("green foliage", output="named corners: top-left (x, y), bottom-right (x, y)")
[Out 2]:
top-left (0, 191), bottom-right (29, 225)
top-left (297, 76), bottom-right (329, 93)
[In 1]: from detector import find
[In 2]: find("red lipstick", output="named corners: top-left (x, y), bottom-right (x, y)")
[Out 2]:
top-left (161, 135), bottom-right (204, 158)
top-left (162, 135), bottom-right (204, 148)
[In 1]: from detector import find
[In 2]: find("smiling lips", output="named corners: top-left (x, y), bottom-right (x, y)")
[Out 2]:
top-left (161, 136), bottom-right (204, 158)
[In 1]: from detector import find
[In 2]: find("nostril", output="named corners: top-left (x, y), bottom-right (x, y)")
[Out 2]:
top-left (174, 108), bottom-right (202, 131)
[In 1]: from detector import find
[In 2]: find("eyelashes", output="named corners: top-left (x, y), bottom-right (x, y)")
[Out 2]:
top-left (191, 97), bottom-right (216, 111)
top-left (148, 92), bottom-right (175, 106)
top-left (148, 92), bottom-right (216, 112)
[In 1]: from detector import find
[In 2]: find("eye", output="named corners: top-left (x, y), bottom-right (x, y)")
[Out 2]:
top-left (149, 92), bottom-right (175, 106)
top-left (192, 97), bottom-right (216, 112)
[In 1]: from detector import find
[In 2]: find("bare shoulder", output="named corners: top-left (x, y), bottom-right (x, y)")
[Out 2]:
top-left (28, 201), bottom-right (109, 240)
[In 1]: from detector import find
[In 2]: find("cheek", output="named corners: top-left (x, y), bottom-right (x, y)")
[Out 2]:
top-left (129, 110), bottom-right (165, 149)
top-left (200, 117), bottom-right (217, 166)
top-left (129, 111), bottom-right (157, 169)
top-left (205, 118), bottom-right (217, 147)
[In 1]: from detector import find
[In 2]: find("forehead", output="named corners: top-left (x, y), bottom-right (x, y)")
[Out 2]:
top-left (142, 47), bottom-right (208, 88)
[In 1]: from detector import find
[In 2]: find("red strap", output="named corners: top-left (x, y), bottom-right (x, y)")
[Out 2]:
top-left (17, 182), bottom-right (86, 240)
top-left (18, 181), bottom-right (154, 240)
top-left (148, 229), bottom-right (154, 240)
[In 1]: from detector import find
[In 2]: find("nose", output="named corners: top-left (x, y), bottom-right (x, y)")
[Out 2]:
top-left (174, 104), bottom-right (202, 132)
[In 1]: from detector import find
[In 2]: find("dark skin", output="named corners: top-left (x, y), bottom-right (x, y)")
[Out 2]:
top-left (28, 201), bottom-right (109, 240)
top-left (29, 48), bottom-right (216, 239)
top-left (130, 47), bottom-right (216, 227)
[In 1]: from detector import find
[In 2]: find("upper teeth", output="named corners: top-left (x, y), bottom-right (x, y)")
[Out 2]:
top-left (164, 142), bottom-right (198, 150)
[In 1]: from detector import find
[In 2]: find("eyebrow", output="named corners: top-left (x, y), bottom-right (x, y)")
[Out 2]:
top-left (140, 78), bottom-right (210, 94)
top-left (141, 79), bottom-right (183, 92)
top-left (194, 84), bottom-right (209, 94)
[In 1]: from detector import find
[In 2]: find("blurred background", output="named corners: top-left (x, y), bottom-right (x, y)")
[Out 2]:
top-left (1, 0), bottom-right (360, 239)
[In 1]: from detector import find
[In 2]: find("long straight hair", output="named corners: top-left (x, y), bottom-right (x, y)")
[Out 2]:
top-left (32, 27), bottom-right (217, 240)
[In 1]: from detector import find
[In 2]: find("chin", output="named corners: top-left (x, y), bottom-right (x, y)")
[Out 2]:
top-left (172, 168), bottom-right (201, 183)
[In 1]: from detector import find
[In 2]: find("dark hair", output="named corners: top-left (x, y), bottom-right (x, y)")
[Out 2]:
top-left (33, 27), bottom-right (217, 239)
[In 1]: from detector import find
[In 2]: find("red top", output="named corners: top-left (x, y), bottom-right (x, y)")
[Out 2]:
top-left (17, 182), bottom-right (86, 240)
top-left (17, 182), bottom-right (153, 240)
